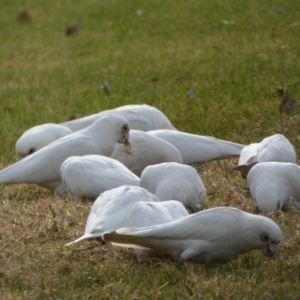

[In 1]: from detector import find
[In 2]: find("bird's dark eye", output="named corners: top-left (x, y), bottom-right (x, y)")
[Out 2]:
top-left (28, 148), bottom-right (36, 155)
top-left (277, 200), bottom-right (281, 210)
top-left (260, 233), bottom-right (270, 243)
top-left (121, 124), bottom-right (128, 133)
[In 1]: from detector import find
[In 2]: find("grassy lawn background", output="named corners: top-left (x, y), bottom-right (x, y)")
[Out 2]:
top-left (0, 0), bottom-right (300, 298)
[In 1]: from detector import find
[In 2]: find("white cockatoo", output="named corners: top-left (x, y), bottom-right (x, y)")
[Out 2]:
top-left (0, 115), bottom-right (130, 195)
top-left (103, 207), bottom-right (282, 267)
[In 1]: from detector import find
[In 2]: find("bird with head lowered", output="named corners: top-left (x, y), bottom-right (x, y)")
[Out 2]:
top-left (103, 207), bottom-right (282, 267)
top-left (0, 114), bottom-right (130, 195)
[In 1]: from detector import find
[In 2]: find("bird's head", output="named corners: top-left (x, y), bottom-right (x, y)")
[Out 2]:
top-left (190, 203), bottom-right (203, 213)
top-left (15, 134), bottom-right (40, 160)
top-left (15, 124), bottom-right (72, 160)
top-left (17, 147), bottom-right (36, 160)
top-left (251, 216), bottom-right (282, 257)
top-left (235, 211), bottom-right (282, 259)
top-left (260, 232), bottom-right (281, 257)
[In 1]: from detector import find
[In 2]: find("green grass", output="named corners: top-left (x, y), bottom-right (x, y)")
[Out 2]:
top-left (1, 0), bottom-right (300, 298)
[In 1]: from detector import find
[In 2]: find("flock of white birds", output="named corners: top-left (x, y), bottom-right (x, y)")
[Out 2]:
top-left (2, 103), bottom-right (299, 267)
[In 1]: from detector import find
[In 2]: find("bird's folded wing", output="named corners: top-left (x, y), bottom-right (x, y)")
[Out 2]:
top-left (104, 208), bottom-right (239, 241)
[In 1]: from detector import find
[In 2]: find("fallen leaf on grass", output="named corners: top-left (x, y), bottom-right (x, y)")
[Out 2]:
top-left (147, 77), bottom-right (159, 83)
top-left (271, 30), bottom-right (279, 39)
top-left (186, 88), bottom-right (195, 99)
top-left (175, 76), bottom-right (188, 82)
top-left (101, 81), bottom-right (111, 95)
top-left (17, 10), bottom-right (31, 22)
top-left (66, 24), bottom-right (80, 36)
top-left (279, 89), bottom-right (296, 114)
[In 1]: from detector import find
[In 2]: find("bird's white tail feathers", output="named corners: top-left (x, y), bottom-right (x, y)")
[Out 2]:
top-left (0, 162), bottom-right (29, 184)
top-left (231, 162), bottom-right (258, 176)
top-left (209, 139), bottom-right (245, 158)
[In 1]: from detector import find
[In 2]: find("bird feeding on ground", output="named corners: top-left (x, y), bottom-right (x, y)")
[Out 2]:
top-left (65, 185), bottom-right (159, 246)
top-left (61, 104), bottom-right (176, 132)
top-left (61, 155), bottom-right (140, 200)
top-left (140, 162), bottom-right (206, 211)
top-left (111, 130), bottom-right (183, 172)
top-left (246, 161), bottom-right (300, 212)
top-left (103, 207), bottom-right (282, 267)
top-left (14, 105), bottom-right (176, 159)
top-left (15, 123), bottom-right (73, 160)
top-left (233, 134), bottom-right (296, 178)
top-left (148, 130), bottom-right (245, 165)
top-left (0, 115), bottom-right (130, 195)
top-left (125, 200), bottom-right (189, 262)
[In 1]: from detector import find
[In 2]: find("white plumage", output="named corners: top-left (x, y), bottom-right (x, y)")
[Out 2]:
top-left (65, 185), bottom-right (159, 246)
top-left (103, 207), bottom-right (282, 266)
top-left (61, 104), bottom-right (176, 132)
top-left (246, 162), bottom-right (300, 212)
top-left (14, 105), bottom-right (175, 159)
top-left (111, 130), bottom-right (183, 172)
top-left (148, 130), bottom-right (245, 164)
top-left (61, 155), bottom-right (140, 200)
top-left (126, 200), bottom-right (189, 262)
top-left (0, 115), bottom-right (130, 195)
top-left (15, 123), bottom-right (73, 160)
top-left (140, 162), bottom-right (206, 211)
top-left (235, 134), bottom-right (296, 177)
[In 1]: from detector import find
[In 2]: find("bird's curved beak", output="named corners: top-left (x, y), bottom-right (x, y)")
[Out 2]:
top-left (18, 154), bottom-right (27, 160)
top-left (191, 204), bottom-right (203, 213)
top-left (117, 132), bottom-right (129, 144)
top-left (262, 242), bottom-right (279, 257)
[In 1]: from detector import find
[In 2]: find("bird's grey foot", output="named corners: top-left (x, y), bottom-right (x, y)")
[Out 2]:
top-left (172, 257), bottom-right (186, 269)
top-left (95, 237), bottom-right (106, 245)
